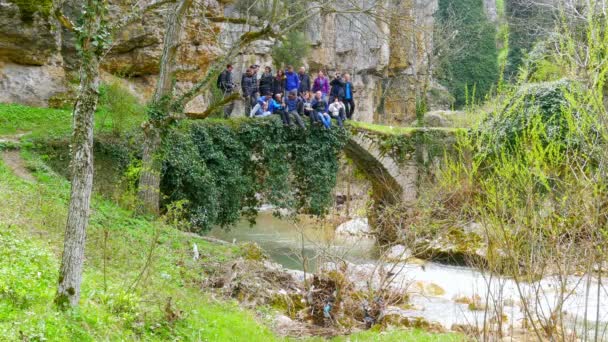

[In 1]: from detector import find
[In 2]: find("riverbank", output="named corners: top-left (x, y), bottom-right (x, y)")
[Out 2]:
top-left (208, 211), bottom-right (608, 340)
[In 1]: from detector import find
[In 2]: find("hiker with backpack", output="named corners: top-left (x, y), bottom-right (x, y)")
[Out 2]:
top-left (217, 64), bottom-right (236, 118)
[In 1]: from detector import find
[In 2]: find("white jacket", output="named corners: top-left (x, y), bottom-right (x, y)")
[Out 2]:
top-left (328, 101), bottom-right (345, 117)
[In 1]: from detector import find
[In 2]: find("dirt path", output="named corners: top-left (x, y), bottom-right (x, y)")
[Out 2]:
top-left (1, 150), bottom-right (35, 182)
top-left (0, 132), bottom-right (28, 144)
top-left (0, 132), bottom-right (35, 182)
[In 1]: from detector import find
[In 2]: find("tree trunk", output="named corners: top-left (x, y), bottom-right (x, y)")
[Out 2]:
top-left (56, 56), bottom-right (100, 308)
top-left (137, 123), bottom-right (162, 215)
top-left (137, 0), bottom-right (192, 215)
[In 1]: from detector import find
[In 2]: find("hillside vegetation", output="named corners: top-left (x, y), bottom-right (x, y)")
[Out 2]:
top-left (0, 104), bottom-right (461, 341)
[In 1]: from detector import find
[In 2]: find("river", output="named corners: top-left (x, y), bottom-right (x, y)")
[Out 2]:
top-left (208, 212), bottom-right (608, 338)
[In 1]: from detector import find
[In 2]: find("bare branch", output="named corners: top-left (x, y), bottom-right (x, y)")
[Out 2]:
top-left (54, 6), bottom-right (75, 31)
top-left (180, 93), bottom-right (242, 120)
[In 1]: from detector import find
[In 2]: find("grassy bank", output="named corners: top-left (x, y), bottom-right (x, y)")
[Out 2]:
top-left (0, 149), bottom-right (279, 341)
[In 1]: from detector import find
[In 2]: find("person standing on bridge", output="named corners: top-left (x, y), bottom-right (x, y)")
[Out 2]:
top-left (273, 69), bottom-right (286, 98)
top-left (217, 64), bottom-right (235, 118)
top-left (312, 71), bottom-right (329, 102)
top-left (241, 68), bottom-right (258, 115)
top-left (297, 67), bottom-right (311, 96)
top-left (259, 66), bottom-right (274, 97)
top-left (343, 73), bottom-right (355, 119)
top-left (284, 66), bottom-right (300, 94)
top-left (329, 72), bottom-right (345, 103)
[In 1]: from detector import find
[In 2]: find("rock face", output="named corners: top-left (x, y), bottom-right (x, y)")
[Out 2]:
top-left (0, 0), bottom-right (445, 124)
top-left (0, 63), bottom-right (67, 107)
top-left (304, 0), bottom-right (438, 124)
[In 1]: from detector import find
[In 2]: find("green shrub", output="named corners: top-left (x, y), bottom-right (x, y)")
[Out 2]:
top-left (478, 79), bottom-right (578, 158)
top-left (98, 81), bottom-right (145, 136)
top-left (161, 117), bottom-right (348, 232)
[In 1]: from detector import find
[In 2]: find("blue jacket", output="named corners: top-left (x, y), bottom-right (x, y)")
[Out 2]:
top-left (285, 71), bottom-right (300, 92)
top-left (344, 82), bottom-right (353, 100)
top-left (269, 99), bottom-right (284, 113)
top-left (285, 97), bottom-right (301, 112)
top-left (257, 97), bottom-right (268, 106)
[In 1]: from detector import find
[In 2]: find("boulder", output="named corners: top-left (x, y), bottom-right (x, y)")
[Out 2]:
top-left (451, 323), bottom-right (479, 335)
top-left (273, 314), bottom-right (295, 330)
top-left (384, 244), bottom-right (412, 262)
top-left (380, 306), bottom-right (445, 332)
top-left (411, 281), bottom-right (446, 297)
top-left (420, 111), bottom-right (450, 127)
top-left (335, 217), bottom-right (371, 237)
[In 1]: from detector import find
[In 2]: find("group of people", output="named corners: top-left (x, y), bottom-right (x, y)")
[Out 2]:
top-left (217, 64), bottom-right (356, 129)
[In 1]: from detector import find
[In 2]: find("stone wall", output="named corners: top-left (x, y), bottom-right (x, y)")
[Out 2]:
top-left (0, 0), bottom-right (445, 124)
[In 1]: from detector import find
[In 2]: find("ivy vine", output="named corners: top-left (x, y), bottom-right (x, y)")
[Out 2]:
top-left (161, 117), bottom-right (348, 232)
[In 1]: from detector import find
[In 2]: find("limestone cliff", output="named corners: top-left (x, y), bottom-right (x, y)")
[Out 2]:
top-left (0, 0), bottom-right (446, 124)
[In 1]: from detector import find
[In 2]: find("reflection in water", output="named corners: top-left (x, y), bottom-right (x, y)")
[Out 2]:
top-left (208, 211), bottom-right (376, 270)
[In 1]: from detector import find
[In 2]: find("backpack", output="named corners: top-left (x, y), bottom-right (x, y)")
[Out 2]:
top-left (216, 72), bottom-right (223, 90)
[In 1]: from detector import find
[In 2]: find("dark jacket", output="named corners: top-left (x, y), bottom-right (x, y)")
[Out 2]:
top-left (298, 73), bottom-right (311, 94)
top-left (218, 70), bottom-right (233, 92)
top-left (311, 98), bottom-right (328, 112)
top-left (285, 71), bottom-right (300, 92)
top-left (241, 73), bottom-right (257, 96)
top-left (330, 78), bottom-right (345, 99)
top-left (273, 76), bottom-right (285, 96)
top-left (259, 72), bottom-right (274, 95)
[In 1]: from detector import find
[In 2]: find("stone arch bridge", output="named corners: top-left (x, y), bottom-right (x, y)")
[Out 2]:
top-left (344, 126), bottom-right (458, 206)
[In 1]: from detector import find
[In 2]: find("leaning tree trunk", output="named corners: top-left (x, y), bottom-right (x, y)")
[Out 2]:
top-left (137, 0), bottom-right (192, 215)
top-left (56, 56), bottom-right (100, 308)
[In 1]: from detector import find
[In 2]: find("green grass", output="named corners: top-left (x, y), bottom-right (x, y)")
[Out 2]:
top-left (0, 103), bottom-right (72, 138)
top-left (0, 92), bottom-right (146, 140)
top-left (329, 329), bottom-right (463, 341)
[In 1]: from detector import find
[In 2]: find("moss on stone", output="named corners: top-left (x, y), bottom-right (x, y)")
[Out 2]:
top-left (240, 242), bottom-right (267, 261)
top-left (8, 0), bottom-right (53, 22)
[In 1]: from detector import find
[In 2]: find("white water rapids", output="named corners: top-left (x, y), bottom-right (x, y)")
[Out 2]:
top-left (208, 212), bottom-right (608, 339)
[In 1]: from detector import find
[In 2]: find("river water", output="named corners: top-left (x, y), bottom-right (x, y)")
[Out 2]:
top-left (208, 211), bottom-right (377, 270)
top-left (208, 212), bottom-right (608, 338)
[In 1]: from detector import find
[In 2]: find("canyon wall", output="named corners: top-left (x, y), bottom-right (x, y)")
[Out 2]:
top-left (0, 0), bottom-right (452, 124)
